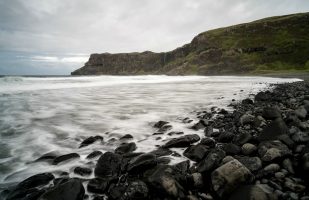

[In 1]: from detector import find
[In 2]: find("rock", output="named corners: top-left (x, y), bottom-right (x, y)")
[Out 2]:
top-left (255, 91), bottom-right (270, 102)
top-left (242, 98), bottom-right (254, 105)
top-left (6, 173), bottom-right (54, 200)
top-left (162, 134), bottom-right (200, 148)
top-left (183, 144), bottom-right (209, 162)
top-left (222, 156), bottom-right (235, 164)
top-left (159, 124), bottom-right (173, 132)
top-left (217, 132), bottom-right (234, 143)
top-left (235, 156), bottom-right (262, 172)
top-left (211, 159), bottom-right (254, 198)
top-left (107, 184), bottom-right (127, 200)
top-left (200, 137), bottom-right (216, 148)
top-left (52, 153), bottom-right (80, 165)
top-left (150, 148), bottom-right (172, 157)
top-left (115, 142), bottom-right (137, 154)
top-left (79, 136), bottom-right (103, 148)
top-left (204, 126), bottom-right (214, 137)
top-left (121, 181), bottom-right (149, 200)
top-left (87, 178), bottom-right (109, 194)
top-left (295, 106), bottom-right (307, 119)
top-left (34, 151), bottom-right (59, 162)
top-left (173, 160), bottom-right (190, 174)
top-left (153, 121), bottom-right (169, 129)
top-left (258, 118), bottom-right (288, 141)
top-left (197, 148), bottom-right (226, 172)
top-left (127, 153), bottom-right (157, 173)
top-left (277, 134), bottom-right (295, 149)
top-left (38, 179), bottom-right (84, 200)
top-left (94, 152), bottom-right (122, 179)
top-left (167, 131), bottom-right (184, 136)
top-left (221, 143), bottom-right (241, 155)
top-left (258, 141), bottom-right (291, 162)
top-left (191, 173), bottom-right (204, 188)
top-left (120, 134), bottom-right (133, 140)
top-left (144, 165), bottom-right (185, 199)
top-left (74, 167), bottom-right (92, 176)
top-left (233, 132), bottom-right (252, 146)
top-left (264, 163), bottom-right (280, 173)
top-left (86, 151), bottom-right (103, 159)
top-left (241, 143), bottom-right (257, 155)
top-left (262, 107), bottom-right (281, 120)
top-left (282, 158), bottom-right (295, 174)
top-left (229, 184), bottom-right (277, 200)
top-left (284, 181), bottom-right (306, 193)
top-left (240, 114), bottom-right (255, 125)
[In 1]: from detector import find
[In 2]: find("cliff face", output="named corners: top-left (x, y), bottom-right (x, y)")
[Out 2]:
top-left (72, 12), bottom-right (309, 75)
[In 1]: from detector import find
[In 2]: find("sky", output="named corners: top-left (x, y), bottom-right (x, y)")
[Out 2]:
top-left (0, 0), bottom-right (309, 75)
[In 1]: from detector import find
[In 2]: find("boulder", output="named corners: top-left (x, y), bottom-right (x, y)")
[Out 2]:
top-left (229, 184), bottom-right (277, 200)
top-left (217, 132), bottom-right (234, 143)
top-left (79, 136), bottom-right (103, 148)
top-left (115, 142), bottom-right (137, 154)
top-left (240, 114), bottom-right (255, 125)
top-left (211, 159), bottom-right (254, 198)
top-left (120, 134), bottom-right (133, 140)
top-left (127, 153), bottom-right (157, 173)
top-left (34, 151), bottom-right (59, 163)
top-left (183, 144), bottom-right (209, 162)
top-left (262, 107), bottom-right (281, 120)
top-left (153, 121), bottom-right (169, 129)
top-left (258, 118), bottom-right (288, 141)
top-left (87, 178), bottom-right (109, 194)
top-left (52, 153), bottom-right (80, 165)
top-left (295, 106), bottom-right (307, 119)
top-left (197, 148), bottom-right (226, 173)
top-left (255, 91), bottom-right (270, 101)
top-left (200, 137), bottom-right (216, 148)
top-left (258, 141), bottom-right (291, 162)
top-left (38, 179), bottom-right (84, 200)
top-left (94, 152), bottom-right (122, 179)
top-left (221, 143), bottom-right (241, 155)
top-left (121, 181), bottom-right (149, 200)
top-left (242, 98), bottom-right (254, 105)
top-left (86, 151), bottom-right (103, 159)
top-left (235, 156), bottom-right (262, 172)
top-left (163, 134), bottom-right (200, 148)
top-left (233, 132), bottom-right (252, 146)
top-left (150, 148), bottom-right (172, 157)
top-left (74, 167), bottom-right (92, 176)
top-left (241, 143), bottom-right (257, 155)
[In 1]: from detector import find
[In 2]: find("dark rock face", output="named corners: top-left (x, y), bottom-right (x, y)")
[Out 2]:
top-left (38, 179), bottom-right (85, 200)
top-left (183, 144), bottom-right (209, 162)
top-left (79, 136), bottom-right (103, 148)
top-left (163, 134), bottom-right (200, 148)
top-left (115, 142), bottom-right (137, 154)
top-left (52, 153), bottom-right (80, 165)
top-left (127, 153), bottom-right (157, 173)
top-left (94, 152), bottom-right (122, 179)
top-left (258, 118), bottom-right (288, 141)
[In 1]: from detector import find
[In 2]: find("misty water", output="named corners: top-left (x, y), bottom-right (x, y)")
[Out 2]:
top-left (0, 75), bottom-right (300, 187)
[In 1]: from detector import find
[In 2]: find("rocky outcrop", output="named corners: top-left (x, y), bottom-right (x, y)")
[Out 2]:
top-left (72, 12), bottom-right (309, 75)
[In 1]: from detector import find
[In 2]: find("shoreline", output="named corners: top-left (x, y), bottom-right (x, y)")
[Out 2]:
top-left (1, 79), bottom-right (309, 200)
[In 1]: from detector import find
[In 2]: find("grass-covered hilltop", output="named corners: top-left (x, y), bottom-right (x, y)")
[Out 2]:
top-left (72, 12), bottom-right (309, 75)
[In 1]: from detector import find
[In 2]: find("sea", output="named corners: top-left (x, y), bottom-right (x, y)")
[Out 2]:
top-left (0, 75), bottom-right (301, 188)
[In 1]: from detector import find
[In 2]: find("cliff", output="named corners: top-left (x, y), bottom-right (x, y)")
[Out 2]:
top-left (72, 12), bottom-right (309, 75)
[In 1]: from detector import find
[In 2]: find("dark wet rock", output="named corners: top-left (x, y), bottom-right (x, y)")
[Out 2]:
top-left (107, 184), bottom-right (127, 200)
top-left (94, 152), bottom-right (122, 179)
top-left (120, 134), bottom-right (133, 140)
top-left (284, 180), bottom-right (306, 193)
top-left (258, 118), bottom-right (288, 141)
top-left (38, 179), bottom-right (84, 200)
top-left (52, 153), bottom-right (80, 165)
top-left (233, 132), bottom-right (253, 146)
top-left (34, 151), bottom-right (59, 163)
top-left (241, 143), bottom-right (257, 155)
top-left (7, 188), bottom-right (45, 200)
top-left (173, 160), bottom-right (190, 174)
top-left (79, 136), bottom-right (103, 148)
top-left (157, 157), bottom-right (171, 165)
top-left (217, 132), bottom-right (234, 143)
top-left (295, 106), bottom-right (307, 119)
top-left (229, 184), bottom-right (277, 200)
top-left (150, 148), bottom-right (172, 157)
top-left (278, 134), bottom-right (295, 149)
top-left (262, 107), bottom-right (281, 120)
top-left (152, 132), bottom-right (164, 135)
top-left (115, 142), bottom-right (137, 154)
top-left (6, 173), bottom-right (54, 200)
top-left (87, 178), bottom-right (109, 194)
top-left (153, 121), bottom-right (169, 129)
top-left (255, 91), bottom-right (270, 101)
top-left (191, 120), bottom-right (207, 130)
top-left (218, 109), bottom-right (228, 115)
top-left (258, 141), bottom-right (291, 162)
top-left (183, 144), bottom-right (209, 162)
top-left (291, 131), bottom-right (309, 143)
top-left (74, 167), bottom-right (92, 176)
top-left (159, 124), bottom-right (173, 132)
top-left (86, 151), bottom-right (103, 159)
top-left (162, 134), bottom-right (200, 148)
top-left (240, 114), bottom-right (255, 126)
top-left (263, 163), bottom-right (280, 173)
top-left (197, 148), bottom-right (226, 173)
top-left (282, 158), bottom-right (295, 174)
top-left (204, 126), bottom-right (214, 137)
top-left (221, 143), bottom-right (241, 155)
top-left (144, 165), bottom-right (185, 199)
top-left (200, 137), bottom-right (216, 148)
top-left (242, 98), bottom-right (254, 105)
top-left (167, 131), bottom-right (184, 136)
top-left (211, 159), bottom-right (254, 198)
top-left (121, 181), bottom-right (149, 200)
top-left (53, 177), bottom-right (69, 186)
top-left (127, 153), bottom-right (157, 173)
top-left (235, 156), bottom-right (262, 172)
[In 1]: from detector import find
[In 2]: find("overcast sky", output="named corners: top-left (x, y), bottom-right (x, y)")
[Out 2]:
top-left (1, 0), bottom-right (309, 75)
